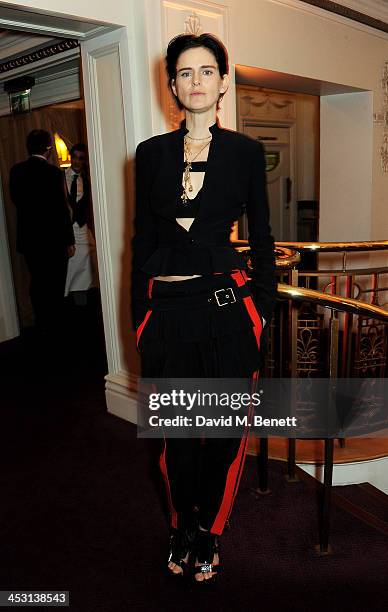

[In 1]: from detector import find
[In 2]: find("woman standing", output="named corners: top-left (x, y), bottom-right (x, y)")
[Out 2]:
top-left (131, 33), bottom-right (277, 584)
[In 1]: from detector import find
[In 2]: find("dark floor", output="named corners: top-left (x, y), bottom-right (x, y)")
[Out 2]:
top-left (0, 295), bottom-right (388, 612)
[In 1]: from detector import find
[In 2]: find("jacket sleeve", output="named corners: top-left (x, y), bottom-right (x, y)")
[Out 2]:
top-left (56, 167), bottom-right (75, 247)
top-left (9, 165), bottom-right (21, 207)
top-left (130, 141), bottom-right (158, 332)
top-left (246, 140), bottom-right (277, 325)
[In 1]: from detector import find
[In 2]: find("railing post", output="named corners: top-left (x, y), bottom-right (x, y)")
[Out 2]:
top-left (287, 269), bottom-right (299, 482)
top-left (339, 270), bottom-right (354, 378)
top-left (319, 314), bottom-right (339, 554)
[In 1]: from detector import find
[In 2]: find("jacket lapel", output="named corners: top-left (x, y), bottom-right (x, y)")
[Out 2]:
top-left (155, 124), bottom-right (184, 222)
top-left (192, 120), bottom-right (225, 227)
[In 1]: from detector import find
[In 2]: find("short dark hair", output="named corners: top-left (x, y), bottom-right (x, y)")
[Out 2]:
top-left (70, 143), bottom-right (87, 157)
top-left (165, 33), bottom-right (229, 110)
top-left (26, 129), bottom-right (52, 155)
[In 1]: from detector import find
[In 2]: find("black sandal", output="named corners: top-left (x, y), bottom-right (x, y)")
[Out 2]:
top-left (167, 511), bottom-right (199, 579)
top-left (167, 528), bottom-right (190, 578)
top-left (193, 530), bottom-right (221, 585)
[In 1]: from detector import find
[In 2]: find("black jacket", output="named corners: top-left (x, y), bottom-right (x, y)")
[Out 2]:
top-left (131, 118), bottom-right (277, 331)
top-left (9, 156), bottom-right (75, 254)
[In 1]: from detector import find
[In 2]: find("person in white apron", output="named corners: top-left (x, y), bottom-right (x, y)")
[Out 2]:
top-left (64, 143), bottom-right (98, 304)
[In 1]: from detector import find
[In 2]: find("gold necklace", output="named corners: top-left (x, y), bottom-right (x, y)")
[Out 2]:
top-left (181, 135), bottom-right (211, 204)
top-left (186, 134), bottom-right (212, 141)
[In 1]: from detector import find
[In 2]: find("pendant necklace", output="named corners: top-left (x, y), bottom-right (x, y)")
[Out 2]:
top-left (181, 135), bottom-right (211, 205)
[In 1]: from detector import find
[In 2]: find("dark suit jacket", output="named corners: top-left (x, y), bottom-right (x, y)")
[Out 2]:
top-left (131, 118), bottom-right (277, 331)
top-left (9, 156), bottom-right (75, 254)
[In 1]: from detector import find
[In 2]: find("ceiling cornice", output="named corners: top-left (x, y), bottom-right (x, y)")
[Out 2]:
top-left (0, 32), bottom-right (53, 59)
top-left (299, 0), bottom-right (388, 32)
top-left (0, 39), bottom-right (79, 74)
top-left (339, 1), bottom-right (388, 22)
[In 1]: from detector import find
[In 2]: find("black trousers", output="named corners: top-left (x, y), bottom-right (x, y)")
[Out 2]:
top-left (137, 270), bottom-right (263, 535)
top-left (23, 247), bottom-right (69, 332)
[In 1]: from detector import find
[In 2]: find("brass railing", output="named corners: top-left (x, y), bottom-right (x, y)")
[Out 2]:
top-left (275, 240), bottom-right (388, 251)
top-left (278, 284), bottom-right (388, 320)
top-left (233, 241), bottom-right (388, 378)
top-left (233, 240), bottom-right (388, 553)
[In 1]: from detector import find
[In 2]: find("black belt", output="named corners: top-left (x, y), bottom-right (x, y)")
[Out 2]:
top-left (148, 284), bottom-right (252, 311)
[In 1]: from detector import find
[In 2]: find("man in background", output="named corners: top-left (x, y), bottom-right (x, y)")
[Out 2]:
top-left (9, 129), bottom-right (75, 338)
top-left (64, 143), bottom-right (97, 306)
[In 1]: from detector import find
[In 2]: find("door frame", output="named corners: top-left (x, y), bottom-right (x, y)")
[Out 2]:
top-left (239, 117), bottom-right (297, 241)
top-left (0, 176), bottom-right (18, 340)
top-left (0, 10), bottom-right (129, 369)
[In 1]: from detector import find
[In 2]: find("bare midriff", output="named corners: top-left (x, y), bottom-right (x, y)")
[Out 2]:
top-left (152, 274), bottom-right (202, 281)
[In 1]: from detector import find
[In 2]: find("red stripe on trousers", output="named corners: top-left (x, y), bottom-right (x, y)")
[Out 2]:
top-left (159, 437), bottom-right (178, 529)
top-left (209, 371), bottom-right (259, 535)
top-left (136, 279), bottom-right (155, 350)
top-left (231, 270), bottom-right (262, 351)
top-left (210, 273), bottom-right (261, 533)
top-left (148, 278), bottom-right (154, 299)
top-left (136, 309), bottom-right (152, 350)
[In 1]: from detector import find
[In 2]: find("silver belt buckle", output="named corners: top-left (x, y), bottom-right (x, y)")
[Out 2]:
top-left (214, 287), bottom-right (236, 307)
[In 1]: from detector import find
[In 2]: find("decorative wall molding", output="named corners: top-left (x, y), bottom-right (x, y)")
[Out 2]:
top-left (105, 372), bottom-right (138, 424)
top-left (0, 39), bottom-right (79, 74)
top-left (373, 61), bottom-right (388, 172)
top-left (239, 91), bottom-right (297, 121)
top-left (380, 133), bottom-right (388, 172)
top-left (339, 1), bottom-right (388, 23)
top-left (0, 47), bottom-right (80, 84)
top-left (183, 11), bottom-right (203, 35)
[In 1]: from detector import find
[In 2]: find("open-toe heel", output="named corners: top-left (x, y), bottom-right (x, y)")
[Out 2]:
top-left (166, 511), bottom-right (199, 580)
top-left (167, 527), bottom-right (190, 579)
top-left (193, 530), bottom-right (221, 585)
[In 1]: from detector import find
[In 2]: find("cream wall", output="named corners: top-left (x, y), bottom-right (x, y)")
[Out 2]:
top-left (2, 1), bottom-right (132, 29)
top-left (5, 1), bottom-right (388, 238)
top-left (320, 91), bottom-right (373, 241)
top-left (221, 0), bottom-right (387, 241)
